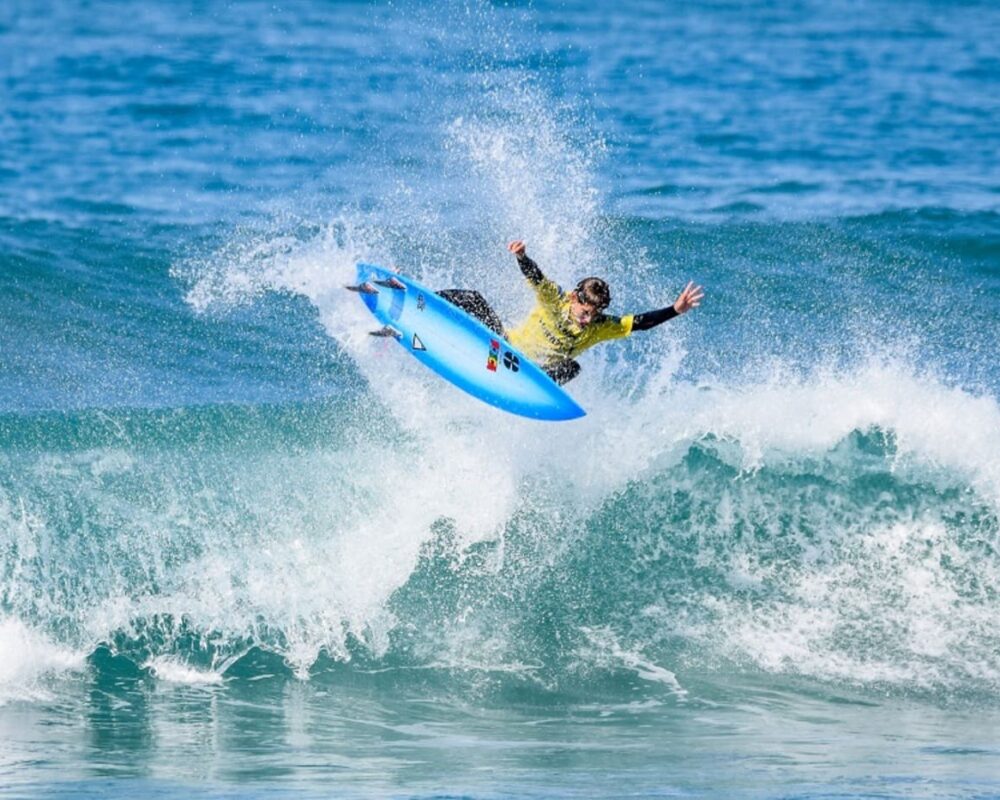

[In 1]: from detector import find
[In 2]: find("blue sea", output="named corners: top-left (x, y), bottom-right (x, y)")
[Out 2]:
top-left (2, 1), bottom-right (1000, 797)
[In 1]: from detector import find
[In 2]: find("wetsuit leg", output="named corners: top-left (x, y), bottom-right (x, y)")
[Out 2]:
top-left (437, 290), bottom-right (505, 337)
top-left (544, 359), bottom-right (581, 385)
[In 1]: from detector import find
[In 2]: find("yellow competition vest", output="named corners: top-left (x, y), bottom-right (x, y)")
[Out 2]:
top-left (506, 278), bottom-right (634, 364)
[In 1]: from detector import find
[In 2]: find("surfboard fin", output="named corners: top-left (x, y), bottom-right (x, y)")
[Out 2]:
top-left (369, 325), bottom-right (402, 339)
top-left (345, 282), bottom-right (378, 294)
top-left (373, 277), bottom-right (405, 290)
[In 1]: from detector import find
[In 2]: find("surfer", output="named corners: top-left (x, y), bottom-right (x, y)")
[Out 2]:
top-left (440, 240), bottom-right (704, 384)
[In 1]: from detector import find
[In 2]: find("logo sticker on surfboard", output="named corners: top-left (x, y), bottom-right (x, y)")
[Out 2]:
top-left (486, 339), bottom-right (500, 372)
top-left (412, 333), bottom-right (426, 351)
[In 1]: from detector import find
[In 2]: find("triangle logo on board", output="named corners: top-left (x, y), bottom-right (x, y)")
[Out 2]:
top-left (412, 333), bottom-right (426, 351)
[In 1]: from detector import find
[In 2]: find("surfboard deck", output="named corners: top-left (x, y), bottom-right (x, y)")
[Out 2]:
top-left (350, 263), bottom-right (586, 421)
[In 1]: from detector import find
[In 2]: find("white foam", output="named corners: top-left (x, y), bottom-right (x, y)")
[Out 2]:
top-left (144, 655), bottom-right (225, 685)
top-left (664, 511), bottom-right (1000, 691)
top-left (0, 617), bottom-right (86, 705)
top-left (579, 625), bottom-right (687, 696)
top-left (602, 357), bottom-right (1000, 509)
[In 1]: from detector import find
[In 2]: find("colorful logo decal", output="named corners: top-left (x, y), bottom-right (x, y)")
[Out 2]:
top-left (502, 351), bottom-right (520, 372)
top-left (417, 293), bottom-right (426, 311)
top-left (486, 339), bottom-right (500, 372)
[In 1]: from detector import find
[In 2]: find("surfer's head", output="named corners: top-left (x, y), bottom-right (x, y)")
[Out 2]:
top-left (570, 277), bottom-right (611, 325)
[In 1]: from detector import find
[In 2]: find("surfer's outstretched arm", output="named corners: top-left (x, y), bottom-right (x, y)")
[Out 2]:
top-left (507, 240), bottom-right (545, 285)
top-left (632, 282), bottom-right (704, 331)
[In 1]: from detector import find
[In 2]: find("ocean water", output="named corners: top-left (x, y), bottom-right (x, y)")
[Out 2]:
top-left (2, 0), bottom-right (1000, 797)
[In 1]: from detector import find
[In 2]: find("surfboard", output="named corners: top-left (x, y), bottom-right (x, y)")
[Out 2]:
top-left (349, 263), bottom-right (586, 421)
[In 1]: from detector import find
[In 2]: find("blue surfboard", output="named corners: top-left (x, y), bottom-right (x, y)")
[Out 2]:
top-left (350, 263), bottom-right (586, 421)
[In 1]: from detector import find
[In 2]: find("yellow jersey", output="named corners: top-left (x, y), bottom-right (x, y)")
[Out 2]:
top-left (506, 277), bottom-right (634, 364)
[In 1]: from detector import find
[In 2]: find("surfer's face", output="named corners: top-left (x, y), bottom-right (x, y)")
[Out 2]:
top-left (569, 293), bottom-right (600, 326)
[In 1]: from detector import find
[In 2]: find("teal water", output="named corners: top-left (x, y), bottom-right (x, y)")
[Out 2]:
top-left (2, 1), bottom-right (1000, 797)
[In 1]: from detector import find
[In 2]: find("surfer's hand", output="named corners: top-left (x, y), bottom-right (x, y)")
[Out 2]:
top-left (673, 282), bottom-right (704, 315)
top-left (508, 240), bottom-right (527, 259)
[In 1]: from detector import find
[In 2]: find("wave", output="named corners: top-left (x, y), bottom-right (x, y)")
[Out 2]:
top-left (3, 64), bottom-right (998, 710)
top-left (1, 357), bottom-right (998, 705)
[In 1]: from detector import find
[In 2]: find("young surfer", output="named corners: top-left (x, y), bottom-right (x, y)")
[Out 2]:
top-left (440, 240), bottom-right (704, 384)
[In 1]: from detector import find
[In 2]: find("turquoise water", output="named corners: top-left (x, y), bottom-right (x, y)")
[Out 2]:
top-left (2, 1), bottom-right (1000, 797)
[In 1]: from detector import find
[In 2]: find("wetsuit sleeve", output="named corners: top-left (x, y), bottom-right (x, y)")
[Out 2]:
top-left (516, 253), bottom-right (545, 285)
top-left (517, 253), bottom-right (562, 308)
top-left (631, 304), bottom-right (679, 331)
top-left (587, 314), bottom-right (634, 345)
